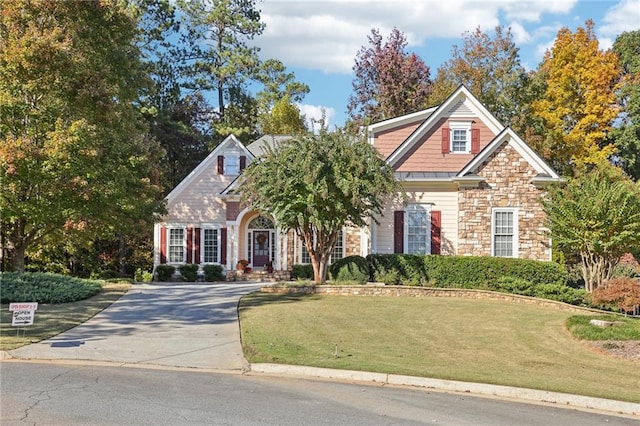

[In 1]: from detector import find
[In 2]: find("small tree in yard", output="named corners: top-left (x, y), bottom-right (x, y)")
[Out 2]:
top-left (543, 164), bottom-right (640, 292)
top-left (241, 131), bottom-right (400, 283)
top-left (592, 278), bottom-right (640, 314)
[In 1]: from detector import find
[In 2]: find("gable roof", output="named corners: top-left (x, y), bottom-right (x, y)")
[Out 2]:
top-left (246, 134), bottom-right (294, 157)
top-left (456, 127), bottom-right (562, 185)
top-left (165, 134), bottom-right (252, 205)
top-left (384, 85), bottom-right (504, 168)
top-left (368, 106), bottom-right (438, 135)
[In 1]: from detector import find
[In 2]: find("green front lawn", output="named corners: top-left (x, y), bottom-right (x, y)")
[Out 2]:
top-left (239, 292), bottom-right (640, 403)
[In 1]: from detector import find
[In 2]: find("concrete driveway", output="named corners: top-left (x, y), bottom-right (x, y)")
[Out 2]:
top-left (7, 282), bottom-right (263, 371)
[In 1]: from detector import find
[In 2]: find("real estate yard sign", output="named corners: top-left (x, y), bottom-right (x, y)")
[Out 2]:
top-left (9, 302), bottom-right (38, 326)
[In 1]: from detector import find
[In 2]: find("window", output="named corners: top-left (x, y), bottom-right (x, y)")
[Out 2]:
top-left (203, 229), bottom-right (218, 263)
top-left (168, 228), bottom-right (184, 263)
top-left (450, 122), bottom-right (471, 153)
top-left (405, 205), bottom-right (430, 254)
top-left (224, 155), bottom-right (239, 175)
top-left (300, 230), bottom-right (344, 264)
top-left (330, 231), bottom-right (344, 263)
top-left (492, 208), bottom-right (518, 258)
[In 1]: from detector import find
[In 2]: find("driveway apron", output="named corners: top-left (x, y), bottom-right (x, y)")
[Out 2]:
top-left (8, 282), bottom-right (263, 371)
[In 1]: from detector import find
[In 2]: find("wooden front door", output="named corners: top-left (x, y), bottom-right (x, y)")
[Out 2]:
top-left (252, 231), bottom-right (270, 268)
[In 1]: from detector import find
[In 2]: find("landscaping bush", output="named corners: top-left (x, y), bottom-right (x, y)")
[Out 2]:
top-left (179, 264), bottom-right (199, 282)
top-left (0, 272), bottom-right (102, 304)
top-left (155, 265), bottom-right (175, 282)
top-left (134, 268), bottom-right (153, 283)
top-left (291, 264), bottom-right (314, 280)
top-left (366, 254), bottom-right (428, 286)
top-left (203, 264), bottom-right (225, 282)
top-left (591, 277), bottom-right (640, 313)
top-left (328, 255), bottom-right (369, 284)
top-left (488, 277), bottom-right (587, 305)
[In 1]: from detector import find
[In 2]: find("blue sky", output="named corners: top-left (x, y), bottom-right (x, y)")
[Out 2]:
top-left (251, 0), bottom-right (639, 128)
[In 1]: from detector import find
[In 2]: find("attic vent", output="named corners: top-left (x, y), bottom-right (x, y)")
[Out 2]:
top-left (448, 100), bottom-right (473, 116)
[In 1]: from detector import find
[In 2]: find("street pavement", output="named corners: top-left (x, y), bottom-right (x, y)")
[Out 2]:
top-left (6, 282), bottom-right (263, 371)
top-left (3, 281), bottom-right (639, 418)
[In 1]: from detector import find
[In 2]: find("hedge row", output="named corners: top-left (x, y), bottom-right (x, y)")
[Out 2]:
top-left (367, 254), bottom-right (568, 288)
top-left (154, 264), bottom-right (226, 282)
top-left (0, 272), bottom-right (103, 304)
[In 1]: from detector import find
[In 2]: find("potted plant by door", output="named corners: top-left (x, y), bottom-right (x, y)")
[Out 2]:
top-left (237, 259), bottom-right (249, 271)
top-left (264, 261), bottom-right (273, 274)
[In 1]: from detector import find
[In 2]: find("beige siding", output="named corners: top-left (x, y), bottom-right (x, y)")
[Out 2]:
top-left (375, 184), bottom-right (458, 254)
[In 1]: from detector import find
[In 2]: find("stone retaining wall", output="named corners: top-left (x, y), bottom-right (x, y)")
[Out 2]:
top-left (261, 284), bottom-right (601, 313)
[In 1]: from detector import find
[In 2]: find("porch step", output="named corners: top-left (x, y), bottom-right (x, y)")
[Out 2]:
top-left (227, 270), bottom-right (290, 282)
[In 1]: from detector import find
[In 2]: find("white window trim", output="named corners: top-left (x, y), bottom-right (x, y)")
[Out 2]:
top-left (201, 226), bottom-right (222, 264)
top-left (404, 204), bottom-right (432, 255)
top-left (224, 155), bottom-right (240, 175)
top-left (491, 208), bottom-right (519, 258)
top-left (450, 121), bottom-right (471, 154)
top-left (167, 225), bottom-right (186, 264)
top-left (299, 229), bottom-right (345, 264)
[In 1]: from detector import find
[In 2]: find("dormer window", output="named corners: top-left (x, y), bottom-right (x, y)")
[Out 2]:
top-left (441, 123), bottom-right (480, 154)
top-left (217, 154), bottom-right (246, 175)
top-left (225, 155), bottom-right (239, 175)
top-left (450, 122), bottom-right (471, 153)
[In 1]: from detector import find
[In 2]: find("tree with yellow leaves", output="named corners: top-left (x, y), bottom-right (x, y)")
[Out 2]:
top-left (532, 20), bottom-right (620, 176)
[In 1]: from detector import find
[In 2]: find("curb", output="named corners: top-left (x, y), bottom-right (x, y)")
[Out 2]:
top-left (249, 363), bottom-right (640, 418)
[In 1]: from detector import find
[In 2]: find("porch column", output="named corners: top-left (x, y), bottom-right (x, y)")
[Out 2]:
top-left (278, 230), bottom-right (288, 270)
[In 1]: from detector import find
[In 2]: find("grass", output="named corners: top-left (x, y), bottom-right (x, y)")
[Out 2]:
top-left (566, 315), bottom-right (640, 340)
top-left (0, 282), bottom-right (130, 351)
top-left (239, 292), bottom-right (640, 403)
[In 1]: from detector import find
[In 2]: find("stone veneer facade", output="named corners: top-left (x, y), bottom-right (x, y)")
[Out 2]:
top-left (457, 142), bottom-right (550, 261)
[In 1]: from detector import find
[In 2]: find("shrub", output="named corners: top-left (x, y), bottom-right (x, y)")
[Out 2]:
top-left (488, 276), bottom-right (537, 296)
top-left (591, 278), bottom-right (640, 313)
top-left (203, 264), bottom-right (225, 282)
top-left (423, 256), bottom-right (567, 288)
top-left (134, 269), bottom-right (153, 283)
top-left (0, 272), bottom-right (102, 304)
top-left (366, 254), bottom-right (428, 286)
top-left (291, 264), bottom-right (314, 280)
top-left (328, 256), bottom-right (369, 284)
top-left (534, 283), bottom-right (587, 305)
top-left (155, 265), bottom-right (175, 282)
top-left (179, 264), bottom-right (199, 282)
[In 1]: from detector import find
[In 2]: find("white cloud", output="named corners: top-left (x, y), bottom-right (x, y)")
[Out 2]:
top-left (258, 0), bottom-right (579, 73)
top-left (508, 21), bottom-right (531, 44)
top-left (600, 0), bottom-right (640, 37)
top-left (298, 103), bottom-right (336, 132)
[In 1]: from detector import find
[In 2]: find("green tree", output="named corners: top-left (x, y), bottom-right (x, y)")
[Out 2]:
top-left (176, 0), bottom-right (264, 120)
top-left (542, 165), bottom-right (640, 292)
top-left (0, 0), bottom-right (164, 272)
top-left (611, 30), bottom-right (640, 181)
top-left (258, 96), bottom-right (307, 135)
top-left (347, 28), bottom-right (432, 129)
top-left (531, 20), bottom-right (620, 175)
top-left (241, 131), bottom-right (400, 283)
top-left (430, 26), bottom-right (529, 127)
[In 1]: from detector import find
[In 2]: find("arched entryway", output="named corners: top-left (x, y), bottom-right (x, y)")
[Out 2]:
top-left (247, 215), bottom-right (275, 268)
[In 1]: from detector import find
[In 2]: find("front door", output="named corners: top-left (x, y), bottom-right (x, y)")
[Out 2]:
top-left (252, 231), bottom-right (270, 268)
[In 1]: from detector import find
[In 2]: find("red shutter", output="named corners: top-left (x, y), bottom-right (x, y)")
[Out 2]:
top-left (471, 128), bottom-right (480, 154)
top-left (217, 155), bottom-right (224, 174)
top-left (186, 227), bottom-right (193, 263)
top-left (160, 226), bottom-right (167, 264)
top-left (220, 227), bottom-right (227, 265)
top-left (431, 210), bottom-right (441, 255)
top-left (441, 128), bottom-right (450, 154)
top-left (239, 155), bottom-right (247, 171)
top-left (393, 211), bottom-right (404, 254)
top-left (194, 228), bottom-right (201, 264)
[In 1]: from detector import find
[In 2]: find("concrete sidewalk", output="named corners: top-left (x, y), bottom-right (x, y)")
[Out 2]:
top-left (5, 282), bottom-right (263, 371)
